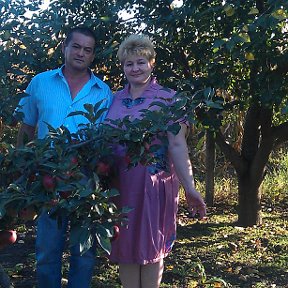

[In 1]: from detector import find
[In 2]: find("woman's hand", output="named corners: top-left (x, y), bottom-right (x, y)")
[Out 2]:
top-left (167, 124), bottom-right (207, 219)
top-left (185, 188), bottom-right (207, 219)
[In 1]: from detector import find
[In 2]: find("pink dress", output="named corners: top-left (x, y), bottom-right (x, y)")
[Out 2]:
top-left (107, 78), bottom-right (180, 264)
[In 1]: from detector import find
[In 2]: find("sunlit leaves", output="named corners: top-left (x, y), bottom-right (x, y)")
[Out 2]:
top-left (223, 4), bottom-right (235, 17)
top-left (248, 7), bottom-right (259, 15)
top-left (245, 52), bottom-right (255, 60)
top-left (271, 9), bottom-right (287, 20)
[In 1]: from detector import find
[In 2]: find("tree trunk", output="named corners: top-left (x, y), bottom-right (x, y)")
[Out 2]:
top-left (237, 173), bottom-right (262, 227)
top-left (205, 131), bottom-right (215, 206)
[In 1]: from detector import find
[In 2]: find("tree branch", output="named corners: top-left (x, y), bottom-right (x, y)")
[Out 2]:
top-left (215, 131), bottom-right (246, 174)
top-left (178, 48), bottom-right (193, 79)
top-left (256, 0), bottom-right (265, 13)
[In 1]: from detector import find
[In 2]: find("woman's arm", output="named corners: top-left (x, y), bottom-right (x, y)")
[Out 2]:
top-left (168, 123), bottom-right (206, 218)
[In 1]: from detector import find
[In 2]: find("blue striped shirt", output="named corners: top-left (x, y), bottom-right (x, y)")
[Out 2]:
top-left (17, 66), bottom-right (113, 139)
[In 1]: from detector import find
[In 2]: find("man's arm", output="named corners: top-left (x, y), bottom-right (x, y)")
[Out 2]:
top-left (16, 123), bottom-right (36, 147)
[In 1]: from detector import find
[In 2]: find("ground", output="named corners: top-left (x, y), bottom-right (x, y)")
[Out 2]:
top-left (0, 223), bottom-right (36, 288)
top-left (0, 203), bottom-right (287, 288)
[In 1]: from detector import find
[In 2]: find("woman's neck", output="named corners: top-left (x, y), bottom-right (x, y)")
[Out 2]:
top-left (129, 79), bottom-right (151, 100)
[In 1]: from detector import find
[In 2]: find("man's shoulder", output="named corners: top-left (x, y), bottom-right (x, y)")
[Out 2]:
top-left (91, 73), bottom-right (111, 91)
top-left (31, 68), bottom-right (59, 82)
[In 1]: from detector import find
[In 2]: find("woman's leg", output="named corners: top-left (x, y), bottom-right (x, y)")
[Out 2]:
top-left (140, 259), bottom-right (164, 288)
top-left (119, 264), bottom-right (141, 288)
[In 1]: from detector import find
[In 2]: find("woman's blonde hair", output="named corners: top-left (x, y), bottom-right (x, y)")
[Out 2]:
top-left (117, 34), bottom-right (156, 65)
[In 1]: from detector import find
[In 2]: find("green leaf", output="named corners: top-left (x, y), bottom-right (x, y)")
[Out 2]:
top-left (167, 123), bottom-right (181, 135)
top-left (121, 206), bottom-right (134, 214)
top-left (78, 187), bottom-right (93, 198)
top-left (149, 101), bottom-right (168, 109)
top-left (248, 7), bottom-right (259, 15)
top-left (93, 107), bottom-right (108, 122)
top-left (67, 111), bottom-right (89, 118)
top-left (203, 87), bottom-right (214, 98)
top-left (271, 9), bottom-right (287, 20)
top-left (70, 226), bottom-right (94, 255)
top-left (213, 39), bottom-right (226, 49)
top-left (95, 225), bottom-right (112, 254)
top-left (204, 100), bottom-right (223, 109)
top-left (100, 16), bottom-right (110, 22)
top-left (223, 4), bottom-right (235, 17)
top-left (238, 32), bottom-right (251, 43)
top-left (93, 100), bottom-right (105, 113)
top-left (107, 188), bottom-right (120, 197)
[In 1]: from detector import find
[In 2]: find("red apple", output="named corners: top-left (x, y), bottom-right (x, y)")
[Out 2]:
top-left (59, 191), bottom-right (71, 199)
top-left (65, 171), bottom-right (75, 178)
top-left (0, 230), bottom-right (17, 249)
top-left (44, 199), bottom-right (59, 210)
top-left (48, 199), bottom-right (59, 206)
top-left (28, 173), bottom-right (37, 182)
top-left (42, 174), bottom-right (56, 191)
top-left (70, 156), bottom-right (78, 166)
top-left (96, 162), bottom-right (110, 175)
top-left (124, 155), bottom-right (131, 165)
top-left (111, 225), bottom-right (120, 241)
top-left (144, 142), bottom-right (150, 151)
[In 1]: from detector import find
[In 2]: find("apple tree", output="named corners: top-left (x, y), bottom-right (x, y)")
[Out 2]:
top-left (115, 0), bottom-right (288, 226)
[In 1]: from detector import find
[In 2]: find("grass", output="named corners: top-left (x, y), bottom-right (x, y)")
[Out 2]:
top-left (88, 192), bottom-right (287, 288)
top-left (6, 197), bottom-right (287, 288)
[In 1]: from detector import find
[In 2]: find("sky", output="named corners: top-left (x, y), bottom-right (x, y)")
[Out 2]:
top-left (24, 0), bottom-right (50, 17)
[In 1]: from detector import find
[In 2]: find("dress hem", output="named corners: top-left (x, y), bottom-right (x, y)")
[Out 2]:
top-left (109, 252), bottom-right (170, 265)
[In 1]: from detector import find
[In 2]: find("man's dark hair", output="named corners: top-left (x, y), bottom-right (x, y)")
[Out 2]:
top-left (64, 26), bottom-right (97, 51)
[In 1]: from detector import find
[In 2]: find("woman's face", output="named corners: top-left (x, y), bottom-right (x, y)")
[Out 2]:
top-left (123, 55), bottom-right (154, 86)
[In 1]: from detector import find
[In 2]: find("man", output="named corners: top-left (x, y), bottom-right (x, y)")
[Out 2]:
top-left (16, 26), bottom-right (113, 288)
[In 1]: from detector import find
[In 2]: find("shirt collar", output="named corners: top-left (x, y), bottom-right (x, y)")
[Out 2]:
top-left (121, 77), bottom-right (162, 98)
top-left (53, 65), bottom-right (101, 88)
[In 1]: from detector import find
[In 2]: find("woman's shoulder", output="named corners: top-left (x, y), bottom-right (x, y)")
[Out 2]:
top-left (151, 78), bottom-right (176, 99)
top-left (113, 85), bottom-right (129, 98)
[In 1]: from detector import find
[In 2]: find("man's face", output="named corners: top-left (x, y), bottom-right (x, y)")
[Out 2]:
top-left (62, 32), bottom-right (95, 72)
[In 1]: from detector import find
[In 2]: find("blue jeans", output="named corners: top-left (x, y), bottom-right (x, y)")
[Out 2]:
top-left (36, 212), bottom-right (96, 288)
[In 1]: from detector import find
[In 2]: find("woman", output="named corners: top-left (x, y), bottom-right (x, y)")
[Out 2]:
top-left (106, 34), bottom-right (206, 288)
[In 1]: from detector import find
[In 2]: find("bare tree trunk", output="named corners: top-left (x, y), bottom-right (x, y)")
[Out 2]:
top-left (237, 173), bottom-right (262, 226)
top-left (205, 131), bottom-right (215, 206)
